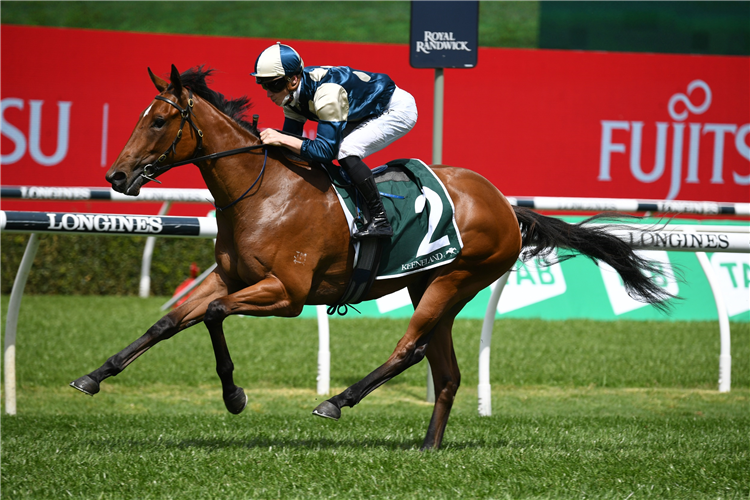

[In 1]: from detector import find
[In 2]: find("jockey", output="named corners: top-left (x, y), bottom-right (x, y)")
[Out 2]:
top-left (252, 42), bottom-right (418, 240)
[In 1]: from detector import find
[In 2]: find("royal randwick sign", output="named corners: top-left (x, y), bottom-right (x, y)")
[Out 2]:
top-left (410, 1), bottom-right (479, 69)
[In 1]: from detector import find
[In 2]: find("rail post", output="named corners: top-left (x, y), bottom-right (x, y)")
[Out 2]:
top-left (3, 233), bottom-right (40, 415)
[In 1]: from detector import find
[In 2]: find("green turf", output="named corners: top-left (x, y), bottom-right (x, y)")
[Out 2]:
top-left (1, 295), bottom-right (748, 498)
top-left (0, 1), bottom-right (540, 48)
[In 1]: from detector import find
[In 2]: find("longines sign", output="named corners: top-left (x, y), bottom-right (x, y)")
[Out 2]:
top-left (410, 1), bottom-right (479, 68)
top-left (0, 211), bottom-right (218, 238)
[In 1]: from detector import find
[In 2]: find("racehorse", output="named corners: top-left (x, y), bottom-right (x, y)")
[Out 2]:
top-left (70, 65), bottom-right (672, 450)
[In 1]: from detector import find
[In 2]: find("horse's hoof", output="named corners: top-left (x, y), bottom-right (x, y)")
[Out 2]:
top-left (312, 400), bottom-right (340, 420)
top-left (70, 375), bottom-right (100, 396)
top-left (224, 387), bottom-right (247, 415)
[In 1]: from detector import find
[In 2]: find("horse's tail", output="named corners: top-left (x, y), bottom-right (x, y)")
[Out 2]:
top-left (512, 206), bottom-right (676, 312)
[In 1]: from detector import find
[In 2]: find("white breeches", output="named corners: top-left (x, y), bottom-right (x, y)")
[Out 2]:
top-left (337, 87), bottom-right (418, 160)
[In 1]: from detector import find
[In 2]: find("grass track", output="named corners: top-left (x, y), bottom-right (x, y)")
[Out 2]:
top-left (2, 296), bottom-right (749, 499)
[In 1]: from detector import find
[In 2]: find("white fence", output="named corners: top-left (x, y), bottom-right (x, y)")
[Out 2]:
top-left (506, 196), bottom-right (750, 216)
top-left (2, 189), bottom-right (748, 417)
top-left (1, 186), bottom-right (215, 298)
top-left (477, 222), bottom-right (750, 416)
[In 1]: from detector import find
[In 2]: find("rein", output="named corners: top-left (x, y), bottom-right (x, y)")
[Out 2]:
top-left (139, 88), bottom-right (268, 211)
top-left (213, 148), bottom-right (267, 212)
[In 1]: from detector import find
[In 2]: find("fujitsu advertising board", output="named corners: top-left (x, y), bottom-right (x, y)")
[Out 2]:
top-left (1, 26), bottom-right (748, 216)
top-left (471, 48), bottom-right (749, 204)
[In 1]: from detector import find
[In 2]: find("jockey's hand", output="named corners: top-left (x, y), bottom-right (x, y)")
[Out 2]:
top-left (260, 129), bottom-right (303, 155)
top-left (260, 128), bottom-right (286, 147)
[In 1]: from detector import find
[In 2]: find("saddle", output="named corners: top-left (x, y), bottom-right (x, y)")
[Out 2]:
top-left (272, 136), bottom-right (462, 314)
top-left (324, 159), bottom-right (463, 314)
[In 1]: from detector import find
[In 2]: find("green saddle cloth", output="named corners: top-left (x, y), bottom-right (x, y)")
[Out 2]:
top-left (328, 158), bottom-right (464, 280)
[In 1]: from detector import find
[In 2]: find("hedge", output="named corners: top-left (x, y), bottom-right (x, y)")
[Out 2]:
top-left (1, 234), bottom-right (216, 296)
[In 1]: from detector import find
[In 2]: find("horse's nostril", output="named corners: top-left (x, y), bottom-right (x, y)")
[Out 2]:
top-left (106, 170), bottom-right (129, 191)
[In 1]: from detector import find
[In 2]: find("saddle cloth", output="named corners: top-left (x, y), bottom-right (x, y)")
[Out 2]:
top-left (329, 158), bottom-right (464, 280)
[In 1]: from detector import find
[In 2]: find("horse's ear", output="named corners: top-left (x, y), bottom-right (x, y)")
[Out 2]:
top-left (169, 64), bottom-right (183, 97)
top-left (148, 67), bottom-right (168, 92)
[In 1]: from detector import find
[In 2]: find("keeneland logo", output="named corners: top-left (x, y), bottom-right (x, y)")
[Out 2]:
top-left (47, 213), bottom-right (164, 233)
top-left (401, 251), bottom-right (446, 271)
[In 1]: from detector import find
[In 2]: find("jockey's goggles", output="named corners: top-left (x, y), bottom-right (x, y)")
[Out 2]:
top-left (257, 76), bottom-right (289, 93)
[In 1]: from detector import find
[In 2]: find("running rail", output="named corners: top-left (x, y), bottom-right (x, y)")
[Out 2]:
top-left (506, 196), bottom-right (750, 216)
top-left (477, 223), bottom-right (750, 416)
top-left (1, 186), bottom-right (215, 297)
top-left (4, 186), bottom-right (748, 215)
top-left (0, 186), bottom-right (214, 203)
top-left (2, 193), bottom-right (748, 415)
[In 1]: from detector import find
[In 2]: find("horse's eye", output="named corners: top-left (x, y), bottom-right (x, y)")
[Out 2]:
top-left (152, 117), bottom-right (166, 128)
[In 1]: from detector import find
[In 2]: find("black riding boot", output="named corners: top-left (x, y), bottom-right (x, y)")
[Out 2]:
top-left (340, 156), bottom-right (393, 240)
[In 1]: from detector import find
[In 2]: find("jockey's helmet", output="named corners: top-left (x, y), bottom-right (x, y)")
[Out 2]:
top-left (252, 42), bottom-right (304, 81)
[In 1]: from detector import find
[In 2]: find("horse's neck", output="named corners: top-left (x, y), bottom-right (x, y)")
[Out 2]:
top-left (194, 101), bottom-right (332, 218)
top-left (195, 106), bottom-right (270, 208)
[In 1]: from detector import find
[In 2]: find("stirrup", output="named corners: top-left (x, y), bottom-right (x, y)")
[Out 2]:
top-left (353, 218), bottom-right (393, 240)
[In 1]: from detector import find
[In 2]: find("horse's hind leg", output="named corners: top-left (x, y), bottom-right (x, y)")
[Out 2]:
top-left (311, 314), bottom-right (435, 422)
top-left (312, 275), bottom-right (472, 428)
top-left (405, 280), bottom-right (464, 450)
top-left (421, 310), bottom-right (463, 451)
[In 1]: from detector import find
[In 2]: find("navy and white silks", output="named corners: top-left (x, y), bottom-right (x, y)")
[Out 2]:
top-left (281, 66), bottom-right (418, 163)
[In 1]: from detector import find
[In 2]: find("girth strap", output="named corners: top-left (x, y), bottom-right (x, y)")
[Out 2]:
top-left (327, 221), bottom-right (384, 315)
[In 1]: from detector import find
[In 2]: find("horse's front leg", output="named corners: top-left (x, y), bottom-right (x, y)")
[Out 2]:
top-left (202, 275), bottom-right (300, 414)
top-left (69, 271), bottom-right (228, 396)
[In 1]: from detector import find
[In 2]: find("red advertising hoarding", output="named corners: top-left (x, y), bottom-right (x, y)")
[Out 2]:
top-left (2, 26), bottom-right (748, 216)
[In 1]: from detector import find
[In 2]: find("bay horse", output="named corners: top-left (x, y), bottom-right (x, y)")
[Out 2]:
top-left (70, 65), bottom-right (671, 450)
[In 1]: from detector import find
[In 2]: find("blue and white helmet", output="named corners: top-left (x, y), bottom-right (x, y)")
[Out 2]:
top-left (251, 42), bottom-right (304, 79)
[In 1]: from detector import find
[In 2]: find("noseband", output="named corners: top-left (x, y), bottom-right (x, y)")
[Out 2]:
top-left (139, 88), bottom-right (268, 211)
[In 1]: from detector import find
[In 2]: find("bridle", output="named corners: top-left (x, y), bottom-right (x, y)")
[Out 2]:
top-left (140, 88), bottom-right (204, 183)
top-left (139, 87), bottom-right (268, 211)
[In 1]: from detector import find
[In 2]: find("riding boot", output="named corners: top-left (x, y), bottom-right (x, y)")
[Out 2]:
top-left (352, 175), bottom-right (394, 240)
top-left (339, 156), bottom-right (393, 240)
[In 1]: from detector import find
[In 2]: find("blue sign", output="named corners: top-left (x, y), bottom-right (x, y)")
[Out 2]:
top-left (410, 1), bottom-right (479, 69)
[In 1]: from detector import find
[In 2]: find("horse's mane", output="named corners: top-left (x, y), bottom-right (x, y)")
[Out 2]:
top-left (171, 66), bottom-right (256, 135)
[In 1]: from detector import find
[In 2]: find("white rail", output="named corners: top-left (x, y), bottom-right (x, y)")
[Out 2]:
top-left (1, 186), bottom-right (215, 298)
top-left (507, 196), bottom-right (750, 216)
top-left (477, 223), bottom-right (750, 416)
top-left (2, 191), bottom-right (748, 416)
top-left (0, 186), bottom-right (214, 203)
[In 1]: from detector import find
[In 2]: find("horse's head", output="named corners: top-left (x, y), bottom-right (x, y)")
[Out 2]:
top-left (106, 65), bottom-right (202, 195)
